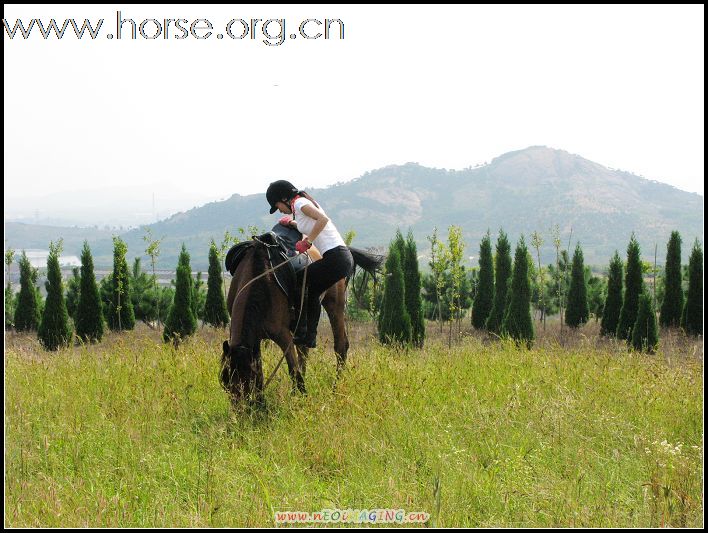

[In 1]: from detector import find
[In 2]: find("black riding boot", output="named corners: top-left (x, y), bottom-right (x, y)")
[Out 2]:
top-left (304, 292), bottom-right (321, 349)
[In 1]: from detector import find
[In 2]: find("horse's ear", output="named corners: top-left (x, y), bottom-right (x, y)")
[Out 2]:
top-left (223, 340), bottom-right (230, 355)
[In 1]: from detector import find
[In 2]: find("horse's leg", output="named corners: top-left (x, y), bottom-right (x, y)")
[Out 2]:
top-left (322, 280), bottom-right (349, 376)
top-left (271, 328), bottom-right (306, 394)
top-left (253, 341), bottom-right (266, 407)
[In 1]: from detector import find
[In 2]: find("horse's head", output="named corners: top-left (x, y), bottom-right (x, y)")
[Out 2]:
top-left (220, 340), bottom-right (263, 403)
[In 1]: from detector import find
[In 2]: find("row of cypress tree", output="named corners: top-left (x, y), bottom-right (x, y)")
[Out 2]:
top-left (601, 232), bottom-right (703, 351)
top-left (378, 230), bottom-right (425, 347)
top-left (8, 238), bottom-right (232, 350)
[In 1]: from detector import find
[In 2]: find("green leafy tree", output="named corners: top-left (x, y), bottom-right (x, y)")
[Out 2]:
top-left (107, 237), bottom-right (135, 331)
top-left (5, 247), bottom-right (16, 329)
top-left (403, 231), bottom-right (425, 348)
top-left (427, 227), bottom-right (449, 333)
top-left (192, 271), bottom-right (206, 321)
top-left (472, 230), bottom-right (494, 330)
top-left (130, 257), bottom-right (155, 324)
top-left (681, 240), bottom-right (703, 336)
top-left (38, 240), bottom-right (72, 350)
top-left (501, 236), bottom-right (534, 348)
top-left (75, 241), bottom-right (104, 343)
top-left (632, 291), bottom-right (659, 353)
top-left (14, 251), bottom-right (41, 332)
top-left (530, 231), bottom-right (547, 329)
top-left (447, 225), bottom-right (466, 345)
top-left (163, 244), bottom-right (197, 345)
top-left (203, 240), bottom-right (229, 328)
top-left (143, 228), bottom-right (164, 327)
top-left (659, 231), bottom-right (684, 328)
top-left (486, 229), bottom-right (512, 334)
top-left (617, 235), bottom-right (643, 341)
top-left (565, 243), bottom-right (589, 328)
top-left (601, 251), bottom-right (623, 336)
top-left (587, 273), bottom-right (606, 323)
top-left (378, 244), bottom-right (411, 345)
top-left (65, 267), bottom-right (81, 320)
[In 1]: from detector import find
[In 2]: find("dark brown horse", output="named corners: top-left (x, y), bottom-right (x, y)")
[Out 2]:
top-left (220, 238), bottom-right (383, 404)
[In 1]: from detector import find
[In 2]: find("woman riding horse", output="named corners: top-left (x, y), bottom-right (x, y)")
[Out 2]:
top-left (266, 179), bottom-right (354, 349)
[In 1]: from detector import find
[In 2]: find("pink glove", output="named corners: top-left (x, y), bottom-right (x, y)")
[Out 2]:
top-left (295, 239), bottom-right (312, 254)
top-left (278, 215), bottom-right (292, 227)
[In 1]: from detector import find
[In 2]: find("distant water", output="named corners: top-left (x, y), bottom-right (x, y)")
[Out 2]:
top-left (24, 249), bottom-right (81, 268)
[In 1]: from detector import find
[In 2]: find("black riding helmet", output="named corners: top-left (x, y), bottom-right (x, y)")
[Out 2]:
top-left (266, 180), bottom-right (300, 214)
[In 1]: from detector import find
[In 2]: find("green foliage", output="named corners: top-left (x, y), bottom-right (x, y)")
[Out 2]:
top-left (447, 225), bottom-right (466, 341)
top-left (38, 240), bottom-right (72, 351)
top-left (422, 271), bottom-right (473, 322)
top-left (75, 241), bottom-right (104, 343)
top-left (681, 240), bottom-right (703, 336)
top-left (565, 243), bottom-right (589, 328)
top-left (631, 292), bottom-right (659, 353)
top-left (601, 251), bottom-right (623, 336)
top-left (377, 244), bottom-right (411, 345)
top-left (659, 231), bottom-right (684, 328)
top-left (617, 235), bottom-right (643, 341)
top-left (203, 241), bottom-right (229, 328)
top-left (5, 284), bottom-right (16, 329)
top-left (501, 236), bottom-right (534, 348)
top-left (427, 227), bottom-right (449, 330)
top-left (130, 257), bottom-right (155, 324)
top-left (587, 274), bottom-right (606, 322)
top-left (403, 231), bottom-right (425, 348)
top-left (192, 272), bottom-right (206, 321)
top-left (65, 267), bottom-right (81, 320)
top-left (14, 251), bottom-right (41, 332)
top-left (486, 229), bottom-right (512, 334)
top-left (163, 244), bottom-right (197, 345)
top-left (107, 236), bottom-right (135, 331)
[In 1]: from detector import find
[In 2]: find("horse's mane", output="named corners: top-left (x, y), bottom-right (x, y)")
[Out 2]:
top-left (233, 242), bottom-right (272, 349)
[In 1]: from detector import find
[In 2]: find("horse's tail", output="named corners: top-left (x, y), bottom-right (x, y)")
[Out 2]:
top-left (348, 246), bottom-right (385, 281)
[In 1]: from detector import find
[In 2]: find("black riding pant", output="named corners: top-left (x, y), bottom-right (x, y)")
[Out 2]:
top-left (303, 246), bottom-right (353, 341)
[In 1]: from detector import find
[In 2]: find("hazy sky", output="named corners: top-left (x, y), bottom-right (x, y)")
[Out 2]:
top-left (4, 3), bottom-right (705, 213)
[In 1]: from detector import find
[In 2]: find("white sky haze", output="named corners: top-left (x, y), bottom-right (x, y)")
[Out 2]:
top-left (4, 4), bottom-right (705, 220)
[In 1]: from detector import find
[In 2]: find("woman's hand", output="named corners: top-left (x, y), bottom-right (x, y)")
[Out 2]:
top-left (295, 239), bottom-right (312, 254)
top-left (278, 215), bottom-right (293, 227)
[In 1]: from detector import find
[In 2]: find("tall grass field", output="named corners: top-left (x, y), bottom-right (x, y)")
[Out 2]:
top-left (4, 322), bottom-right (703, 527)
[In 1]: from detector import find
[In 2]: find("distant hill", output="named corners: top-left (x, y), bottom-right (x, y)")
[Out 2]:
top-left (5, 146), bottom-right (703, 271)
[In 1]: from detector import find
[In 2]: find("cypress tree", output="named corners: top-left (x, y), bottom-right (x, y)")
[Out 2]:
top-left (632, 291), bottom-right (659, 353)
top-left (617, 235), bottom-right (643, 341)
top-left (600, 251), bottom-right (623, 336)
top-left (38, 241), bottom-right (72, 350)
top-left (107, 236), bottom-right (135, 331)
top-left (75, 241), bottom-right (104, 343)
top-left (203, 240), bottom-right (229, 328)
top-left (65, 267), bottom-right (81, 320)
top-left (378, 244), bottom-right (411, 345)
top-left (486, 229), bottom-right (512, 334)
top-left (659, 231), bottom-right (684, 328)
top-left (565, 243), bottom-right (589, 328)
top-left (681, 240), bottom-right (703, 336)
top-left (14, 251), bottom-right (41, 331)
top-left (501, 236), bottom-right (534, 348)
top-left (403, 230), bottom-right (425, 348)
top-left (163, 244), bottom-right (197, 345)
top-left (472, 230), bottom-right (494, 329)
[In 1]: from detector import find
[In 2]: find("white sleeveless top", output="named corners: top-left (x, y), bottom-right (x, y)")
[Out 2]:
top-left (292, 197), bottom-right (345, 254)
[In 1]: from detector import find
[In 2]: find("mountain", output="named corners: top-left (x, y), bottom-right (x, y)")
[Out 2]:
top-left (5, 147), bottom-right (703, 271)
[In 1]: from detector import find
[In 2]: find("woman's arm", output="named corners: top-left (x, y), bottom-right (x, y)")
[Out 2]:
top-left (300, 203), bottom-right (329, 243)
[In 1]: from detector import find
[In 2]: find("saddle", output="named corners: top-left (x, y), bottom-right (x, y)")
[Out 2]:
top-left (224, 225), bottom-right (310, 305)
